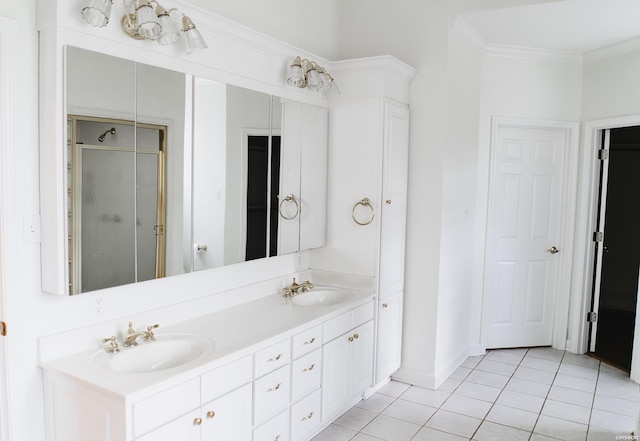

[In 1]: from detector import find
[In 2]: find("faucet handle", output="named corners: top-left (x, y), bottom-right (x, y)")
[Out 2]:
top-left (101, 336), bottom-right (120, 353)
top-left (127, 321), bottom-right (136, 335)
top-left (145, 324), bottom-right (159, 342)
top-left (301, 280), bottom-right (314, 291)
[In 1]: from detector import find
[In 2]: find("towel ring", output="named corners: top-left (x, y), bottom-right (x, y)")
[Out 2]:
top-left (279, 194), bottom-right (300, 220)
top-left (352, 198), bottom-right (375, 226)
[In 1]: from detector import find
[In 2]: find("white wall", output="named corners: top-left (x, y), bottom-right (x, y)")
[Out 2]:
top-left (582, 50), bottom-right (640, 121)
top-left (0, 2), bottom-right (48, 440)
top-left (185, 0), bottom-right (343, 61)
top-left (434, 29), bottom-right (483, 383)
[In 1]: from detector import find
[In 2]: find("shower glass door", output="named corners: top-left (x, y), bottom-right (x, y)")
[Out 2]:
top-left (69, 116), bottom-right (166, 293)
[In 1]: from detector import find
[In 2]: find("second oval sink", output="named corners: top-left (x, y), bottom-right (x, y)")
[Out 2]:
top-left (291, 288), bottom-right (353, 307)
top-left (108, 335), bottom-right (215, 374)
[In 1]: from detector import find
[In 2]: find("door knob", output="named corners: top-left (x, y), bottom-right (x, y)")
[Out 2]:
top-left (547, 246), bottom-right (559, 254)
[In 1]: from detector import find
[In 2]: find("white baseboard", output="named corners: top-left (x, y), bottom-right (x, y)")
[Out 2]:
top-left (468, 344), bottom-right (486, 357)
top-left (392, 367), bottom-right (437, 389)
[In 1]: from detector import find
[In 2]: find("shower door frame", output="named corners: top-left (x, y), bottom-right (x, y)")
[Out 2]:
top-left (68, 115), bottom-right (167, 294)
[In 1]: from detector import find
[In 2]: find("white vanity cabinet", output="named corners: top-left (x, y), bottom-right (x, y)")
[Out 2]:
top-left (321, 302), bottom-right (375, 423)
top-left (319, 58), bottom-right (414, 389)
top-left (133, 355), bottom-right (253, 441)
top-left (42, 297), bottom-right (377, 441)
top-left (374, 101), bottom-right (409, 385)
top-left (375, 293), bottom-right (404, 385)
top-left (136, 383), bottom-right (252, 441)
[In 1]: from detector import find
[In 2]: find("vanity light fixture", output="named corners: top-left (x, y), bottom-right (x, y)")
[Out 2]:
top-left (81, 0), bottom-right (208, 55)
top-left (286, 56), bottom-right (340, 97)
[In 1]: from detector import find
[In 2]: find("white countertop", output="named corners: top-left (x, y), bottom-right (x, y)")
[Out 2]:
top-left (41, 288), bottom-right (375, 401)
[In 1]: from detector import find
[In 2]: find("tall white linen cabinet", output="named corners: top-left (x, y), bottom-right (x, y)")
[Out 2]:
top-left (314, 56), bottom-right (415, 389)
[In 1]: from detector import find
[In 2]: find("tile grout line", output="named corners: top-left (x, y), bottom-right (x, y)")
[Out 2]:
top-left (332, 349), bottom-right (629, 441)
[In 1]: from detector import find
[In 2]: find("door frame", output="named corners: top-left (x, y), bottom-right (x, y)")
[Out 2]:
top-left (482, 117), bottom-right (580, 351)
top-left (571, 115), bottom-right (640, 382)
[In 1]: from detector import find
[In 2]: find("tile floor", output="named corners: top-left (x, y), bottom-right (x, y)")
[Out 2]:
top-left (312, 348), bottom-right (640, 441)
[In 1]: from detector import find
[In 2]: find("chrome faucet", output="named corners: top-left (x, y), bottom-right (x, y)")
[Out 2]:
top-left (122, 321), bottom-right (159, 347)
top-left (282, 278), bottom-right (314, 298)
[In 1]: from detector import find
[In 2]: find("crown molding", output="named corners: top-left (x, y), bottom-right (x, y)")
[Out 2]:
top-left (484, 44), bottom-right (582, 63)
top-left (452, 15), bottom-right (582, 63)
top-left (331, 55), bottom-right (417, 82)
top-left (584, 36), bottom-right (640, 64)
top-left (450, 15), bottom-right (487, 54)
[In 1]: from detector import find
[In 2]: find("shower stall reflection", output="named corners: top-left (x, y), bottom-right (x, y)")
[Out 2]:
top-left (68, 116), bottom-right (167, 293)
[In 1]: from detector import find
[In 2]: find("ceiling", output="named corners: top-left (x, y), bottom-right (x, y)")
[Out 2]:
top-left (460, 0), bottom-right (640, 55)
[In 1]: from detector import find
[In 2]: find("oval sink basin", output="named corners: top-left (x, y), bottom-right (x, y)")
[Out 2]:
top-left (108, 335), bottom-right (215, 374)
top-left (291, 288), bottom-right (353, 307)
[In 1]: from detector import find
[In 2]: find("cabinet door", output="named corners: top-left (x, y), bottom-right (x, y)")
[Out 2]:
top-left (135, 410), bottom-right (200, 441)
top-left (321, 332), bottom-right (351, 420)
top-left (375, 294), bottom-right (403, 384)
top-left (349, 320), bottom-right (374, 395)
top-left (322, 320), bottom-right (374, 422)
top-left (378, 101), bottom-right (409, 298)
top-left (201, 383), bottom-right (252, 441)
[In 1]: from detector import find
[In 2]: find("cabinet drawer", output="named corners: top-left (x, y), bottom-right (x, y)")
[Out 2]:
top-left (323, 300), bottom-right (375, 342)
top-left (291, 324), bottom-right (322, 359)
top-left (254, 365), bottom-right (291, 424)
top-left (351, 300), bottom-right (375, 329)
top-left (291, 349), bottom-right (321, 402)
top-left (201, 355), bottom-right (252, 403)
top-left (290, 388), bottom-right (321, 441)
top-left (323, 311), bottom-right (351, 342)
top-left (132, 377), bottom-right (200, 437)
top-left (254, 339), bottom-right (290, 378)
top-left (253, 409), bottom-right (289, 441)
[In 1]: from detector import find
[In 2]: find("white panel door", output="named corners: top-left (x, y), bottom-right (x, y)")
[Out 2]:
top-left (484, 125), bottom-right (568, 348)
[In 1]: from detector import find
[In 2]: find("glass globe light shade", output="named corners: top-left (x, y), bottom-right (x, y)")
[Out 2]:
top-left (182, 16), bottom-right (208, 54)
top-left (157, 10), bottom-right (181, 46)
top-left (81, 0), bottom-right (113, 28)
top-left (135, 2), bottom-right (161, 39)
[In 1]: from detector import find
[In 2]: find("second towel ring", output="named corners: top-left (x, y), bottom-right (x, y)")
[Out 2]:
top-left (352, 198), bottom-right (375, 226)
top-left (279, 194), bottom-right (300, 220)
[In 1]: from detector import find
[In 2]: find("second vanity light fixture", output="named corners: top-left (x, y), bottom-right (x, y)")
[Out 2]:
top-left (286, 56), bottom-right (340, 97)
top-left (81, 0), bottom-right (208, 55)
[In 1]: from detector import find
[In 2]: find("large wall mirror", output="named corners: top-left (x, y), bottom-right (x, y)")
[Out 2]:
top-left (63, 46), bottom-right (327, 295)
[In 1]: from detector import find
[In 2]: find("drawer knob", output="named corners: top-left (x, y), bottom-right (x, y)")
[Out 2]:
top-left (267, 383), bottom-right (282, 392)
top-left (268, 354), bottom-right (283, 362)
top-left (302, 411), bottom-right (314, 421)
top-left (382, 303), bottom-right (388, 309)
top-left (348, 336), bottom-right (354, 342)
top-left (193, 417), bottom-right (202, 426)
top-left (303, 364), bottom-right (316, 372)
top-left (206, 410), bottom-right (215, 419)
top-left (303, 337), bottom-right (316, 345)
top-left (354, 333), bottom-right (359, 339)
top-left (274, 436), bottom-right (280, 441)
